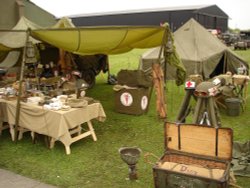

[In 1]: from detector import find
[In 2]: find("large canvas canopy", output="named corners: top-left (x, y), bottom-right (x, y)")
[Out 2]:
top-left (30, 26), bottom-right (167, 55)
top-left (0, 17), bottom-right (186, 84)
top-left (140, 18), bottom-right (249, 80)
top-left (30, 24), bottom-right (186, 84)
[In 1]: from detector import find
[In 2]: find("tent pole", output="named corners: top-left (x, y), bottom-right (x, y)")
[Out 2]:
top-left (157, 26), bottom-right (168, 79)
top-left (14, 29), bottom-right (30, 142)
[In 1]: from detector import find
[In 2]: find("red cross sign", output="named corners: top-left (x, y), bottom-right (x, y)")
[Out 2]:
top-left (185, 81), bottom-right (195, 89)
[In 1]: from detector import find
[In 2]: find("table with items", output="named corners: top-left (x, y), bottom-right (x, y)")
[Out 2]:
top-left (0, 96), bottom-right (106, 155)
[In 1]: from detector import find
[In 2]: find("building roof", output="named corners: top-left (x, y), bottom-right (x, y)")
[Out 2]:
top-left (68, 4), bottom-right (213, 18)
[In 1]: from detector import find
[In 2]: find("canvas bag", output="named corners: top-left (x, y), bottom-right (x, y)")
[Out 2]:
top-left (117, 69), bottom-right (152, 88)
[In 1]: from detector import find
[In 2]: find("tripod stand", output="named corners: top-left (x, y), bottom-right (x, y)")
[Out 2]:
top-left (176, 78), bottom-right (221, 128)
top-left (192, 94), bottom-right (221, 128)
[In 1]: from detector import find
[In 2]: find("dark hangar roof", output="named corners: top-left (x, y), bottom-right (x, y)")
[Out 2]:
top-left (68, 4), bottom-right (228, 19)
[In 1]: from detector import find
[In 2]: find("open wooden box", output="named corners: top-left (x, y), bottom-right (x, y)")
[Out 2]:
top-left (153, 122), bottom-right (233, 188)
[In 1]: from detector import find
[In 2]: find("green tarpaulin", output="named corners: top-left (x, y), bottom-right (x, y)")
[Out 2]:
top-left (232, 140), bottom-right (250, 177)
top-left (30, 26), bottom-right (166, 55)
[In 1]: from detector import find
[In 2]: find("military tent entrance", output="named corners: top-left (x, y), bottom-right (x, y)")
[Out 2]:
top-left (140, 18), bottom-right (249, 80)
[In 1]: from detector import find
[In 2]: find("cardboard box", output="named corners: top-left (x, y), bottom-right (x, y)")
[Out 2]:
top-left (153, 122), bottom-right (233, 188)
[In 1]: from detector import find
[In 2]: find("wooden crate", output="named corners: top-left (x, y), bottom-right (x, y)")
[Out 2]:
top-left (153, 122), bottom-right (233, 188)
top-left (114, 87), bottom-right (150, 115)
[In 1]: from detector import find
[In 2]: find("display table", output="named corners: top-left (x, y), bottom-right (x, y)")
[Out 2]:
top-left (0, 99), bottom-right (106, 154)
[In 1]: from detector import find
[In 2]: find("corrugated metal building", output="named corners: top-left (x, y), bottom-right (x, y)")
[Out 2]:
top-left (0, 0), bottom-right (56, 29)
top-left (70, 4), bottom-right (229, 32)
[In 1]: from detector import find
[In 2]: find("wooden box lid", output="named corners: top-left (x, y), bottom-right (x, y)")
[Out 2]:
top-left (165, 122), bottom-right (233, 160)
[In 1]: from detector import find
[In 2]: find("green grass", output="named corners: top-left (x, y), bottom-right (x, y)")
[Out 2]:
top-left (0, 49), bottom-right (249, 187)
top-left (233, 49), bottom-right (250, 63)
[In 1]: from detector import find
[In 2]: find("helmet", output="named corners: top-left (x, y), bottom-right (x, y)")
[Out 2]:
top-left (71, 70), bottom-right (82, 78)
top-left (107, 74), bottom-right (117, 85)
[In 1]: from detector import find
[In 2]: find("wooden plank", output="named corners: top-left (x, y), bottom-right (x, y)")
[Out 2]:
top-left (152, 63), bottom-right (166, 119)
top-left (180, 125), bottom-right (216, 157)
top-left (71, 131), bottom-right (92, 143)
top-left (166, 123), bottom-right (179, 150)
top-left (217, 129), bottom-right (232, 159)
top-left (165, 122), bottom-right (232, 159)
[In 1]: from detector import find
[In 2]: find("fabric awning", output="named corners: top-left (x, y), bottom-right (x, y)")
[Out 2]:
top-left (0, 19), bottom-right (186, 84)
top-left (30, 26), bottom-right (166, 55)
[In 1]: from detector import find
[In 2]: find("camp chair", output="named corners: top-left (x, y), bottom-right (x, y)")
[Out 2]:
top-left (232, 75), bottom-right (250, 111)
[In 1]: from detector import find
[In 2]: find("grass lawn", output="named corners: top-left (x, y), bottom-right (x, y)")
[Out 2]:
top-left (0, 49), bottom-right (249, 187)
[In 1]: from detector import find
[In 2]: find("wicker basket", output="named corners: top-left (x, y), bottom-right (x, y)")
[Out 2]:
top-left (67, 98), bottom-right (88, 108)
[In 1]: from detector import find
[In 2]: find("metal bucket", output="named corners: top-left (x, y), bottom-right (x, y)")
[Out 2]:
top-left (225, 98), bottom-right (241, 116)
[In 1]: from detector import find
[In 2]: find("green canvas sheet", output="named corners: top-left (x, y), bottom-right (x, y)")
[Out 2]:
top-left (30, 26), bottom-right (166, 55)
top-left (232, 140), bottom-right (250, 177)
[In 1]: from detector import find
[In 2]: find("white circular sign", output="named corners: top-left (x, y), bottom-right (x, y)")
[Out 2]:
top-left (120, 92), bottom-right (133, 106)
top-left (141, 95), bottom-right (148, 110)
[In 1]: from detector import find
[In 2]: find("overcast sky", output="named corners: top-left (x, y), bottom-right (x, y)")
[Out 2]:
top-left (31, 0), bottom-right (250, 30)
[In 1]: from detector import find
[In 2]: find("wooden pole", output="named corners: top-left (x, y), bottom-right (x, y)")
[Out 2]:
top-left (151, 26), bottom-right (169, 119)
top-left (152, 63), bottom-right (167, 119)
top-left (58, 49), bottom-right (66, 74)
top-left (147, 26), bottom-right (167, 118)
top-left (14, 29), bottom-right (30, 141)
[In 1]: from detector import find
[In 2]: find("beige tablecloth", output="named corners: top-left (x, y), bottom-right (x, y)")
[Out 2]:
top-left (0, 99), bottom-right (106, 146)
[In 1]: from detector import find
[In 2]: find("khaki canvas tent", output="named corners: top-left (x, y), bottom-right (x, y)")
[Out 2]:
top-left (0, 16), bottom-right (41, 51)
top-left (0, 16), bottom-right (42, 75)
top-left (0, 17), bottom-right (75, 71)
top-left (0, 17), bottom-right (75, 51)
top-left (140, 18), bottom-right (249, 80)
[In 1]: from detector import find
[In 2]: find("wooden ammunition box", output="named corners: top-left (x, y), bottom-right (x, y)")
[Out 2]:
top-left (153, 122), bottom-right (233, 188)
